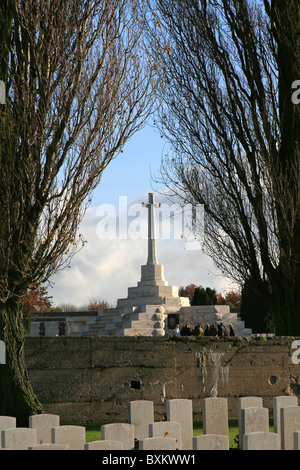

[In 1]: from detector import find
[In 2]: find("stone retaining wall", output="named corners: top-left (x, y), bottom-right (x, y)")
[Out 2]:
top-left (25, 335), bottom-right (300, 424)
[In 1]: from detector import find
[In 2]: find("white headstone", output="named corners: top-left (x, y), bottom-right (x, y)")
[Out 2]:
top-left (167, 399), bottom-right (193, 450)
top-left (128, 400), bottom-right (154, 440)
top-left (2, 427), bottom-right (36, 450)
top-left (101, 423), bottom-right (135, 450)
top-left (203, 397), bottom-right (228, 436)
top-left (241, 406), bottom-right (269, 445)
top-left (0, 416), bottom-right (16, 433)
top-left (280, 406), bottom-right (300, 450)
top-left (273, 395), bottom-right (298, 447)
top-left (139, 437), bottom-right (177, 450)
top-left (149, 421), bottom-right (181, 450)
top-left (242, 432), bottom-right (280, 450)
top-left (29, 413), bottom-right (60, 444)
top-left (51, 425), bottom-right (86, 450)
top-left (193, 434), bottom-right (229, 450)
top-left (238, 397), bottom-right (263, 449)
top-left (84, 440), bottom-right (124, 450)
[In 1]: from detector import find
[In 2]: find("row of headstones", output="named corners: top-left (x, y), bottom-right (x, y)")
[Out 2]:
top-left (239, 395), bottom-right (300, 450)
top-left (0, 395), bottom-right (300, 450)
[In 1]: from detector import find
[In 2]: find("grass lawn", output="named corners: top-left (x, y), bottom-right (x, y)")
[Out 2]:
top-left (193, 418), bottom-right (240, 449)
top-left (84, 418), bottom-right (274, 450)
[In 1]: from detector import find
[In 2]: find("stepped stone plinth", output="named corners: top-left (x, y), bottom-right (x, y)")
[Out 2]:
top-left (117, 263), bottom-right (188, 310)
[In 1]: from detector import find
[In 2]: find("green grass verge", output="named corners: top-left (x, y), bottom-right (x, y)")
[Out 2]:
top-left (84, 418), bottom-right (274, 450)
top-left (192, 419), bottom-right (240, 449)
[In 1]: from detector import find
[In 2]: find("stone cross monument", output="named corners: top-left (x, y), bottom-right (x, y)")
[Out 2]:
top-left (30, 191), bottom-right (253, 337)
top-left (142, 193), bottom-right (161, 265)
top-left (115, 192), bottom-right (190, 317)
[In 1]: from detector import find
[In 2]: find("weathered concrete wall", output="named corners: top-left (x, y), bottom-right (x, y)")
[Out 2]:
top-left (25, 336), bottom-right (300, 424)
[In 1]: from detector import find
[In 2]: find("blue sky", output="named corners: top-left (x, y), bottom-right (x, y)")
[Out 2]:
top-left (92, 122), bottom-right (165, 207)
top-left (49, 123), bottom-right (236, 309)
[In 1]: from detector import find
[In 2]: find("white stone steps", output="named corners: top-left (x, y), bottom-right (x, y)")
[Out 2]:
top-left (123, 328), bottom-right (165, 336)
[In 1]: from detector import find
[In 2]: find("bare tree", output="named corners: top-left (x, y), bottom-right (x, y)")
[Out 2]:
top-left (88, 298), bottom-right (111, 310)
top-left (0, 0), bottom-right (158, 423)
top-left (148, 0), bottom-right (300, 334)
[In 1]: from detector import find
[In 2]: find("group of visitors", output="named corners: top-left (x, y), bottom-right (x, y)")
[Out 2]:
top-left (175, 322), bottom-right (235, 337)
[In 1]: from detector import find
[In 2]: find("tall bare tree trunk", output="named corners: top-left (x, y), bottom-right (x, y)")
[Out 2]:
top-left (0, 0), bottom-right (158, 421)
top-left (0, 297), bottom-right (44, 425)
top-left (269, 0), bottom-right (300, 334)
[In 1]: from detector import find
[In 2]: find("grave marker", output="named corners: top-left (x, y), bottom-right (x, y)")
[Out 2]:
top-left (193, 434), bottom-right (229, 450)
top-left (202, 397), bottom-right (228, 436)
top-left (2, 427), bottom-right (36, 450)
top-left (273, 395), bottom-right (298, 448)
top-left (101, 423), bottom-right (135, 450)
top-left (29, 413), bottom-right (60, 444)
top-left (0, 416), bottom-right (16, 433)
top-left (167, 399), bottom-right (193, 450)
top-left (241, 406), bottom-right (269, 448)
top-left (280, 406), bottom-right (300, 450)
top-left (149, 421), bottom-right (181, 450)
top-left (237, 397), bottom-right (263, 449)
top-left (128, 400), bottom-right (154, 440)
top-left (242, 432), bottom-right (280, 450)
top-left (51, 425), bottom-right (85, 450)
top-left (139, 437), bottom-right (177, 450)
top-left (84, 440), bottom-right (124, 450)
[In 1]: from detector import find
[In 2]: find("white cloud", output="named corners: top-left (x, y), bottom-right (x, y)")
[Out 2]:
top-left (49, 205), bottom-right (148, 307)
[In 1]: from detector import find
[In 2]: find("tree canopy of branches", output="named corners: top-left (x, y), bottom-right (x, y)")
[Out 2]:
top-left (0, 0), bottom-right (158, 423)
top-left (23, 285), bottom-right (53, 317)
top-left (179, 283), bottom-right (241, 307)
top-left (149, 0), bottom-right (300, 335)
top-left (217, 291), bottom-right (241, 309)
top-left (178, 283), bottom-right (199, 302)
top-left (191, 286), bottom-right (217, 306)
top-left (87, 298), bottom-right (110, 311)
